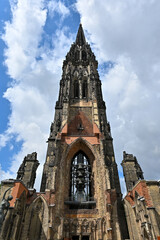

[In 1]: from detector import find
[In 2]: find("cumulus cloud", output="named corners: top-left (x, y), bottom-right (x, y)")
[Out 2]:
top-left (1, 0), bottom-right (73, 190)
top-left (48, 0), bottom-right (70, 19)
top-left (76, 0), bottom-right (160, 184)
top-left (3, 0), bottom-right (47, 80)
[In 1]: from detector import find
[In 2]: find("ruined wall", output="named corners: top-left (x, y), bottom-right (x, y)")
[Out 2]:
top-left (124, 180), bottom-right (160, 240)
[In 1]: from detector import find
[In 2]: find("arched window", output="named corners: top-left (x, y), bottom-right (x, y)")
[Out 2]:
top-left (82, 80), bottom-right (87, 98)
top-left (29, 198), bottom-right (44, 240)
top-left (74, 80), bottom-right (79, 98)
top-left (70, 151), bottom-right (91, 202)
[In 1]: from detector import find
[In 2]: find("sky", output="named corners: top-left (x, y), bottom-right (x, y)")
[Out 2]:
top-left (0, 0), bottom-right (160, 195)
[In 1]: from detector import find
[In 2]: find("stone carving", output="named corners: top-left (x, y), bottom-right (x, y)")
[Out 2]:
top-left (82, 219), bottom-right (89, 232)
top-left (63, 218), bottom-right (105, 237)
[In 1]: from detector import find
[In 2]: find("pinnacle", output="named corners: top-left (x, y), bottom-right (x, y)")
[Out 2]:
top-left (76, 23), bottom-right (86, 46)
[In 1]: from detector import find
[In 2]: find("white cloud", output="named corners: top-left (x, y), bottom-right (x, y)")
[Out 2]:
top-left (48, 0), bottom-right (70, 19)
top-left (0, 0), bottom-right (72, 190)
top-left (0, 134), bottom-right (10, 150)
top-left (3, 0), bottom-right (47, 80)
top-left (76, 0), bottom-right (160, 184)
top-left (0, 164), bottom-right (14, 181)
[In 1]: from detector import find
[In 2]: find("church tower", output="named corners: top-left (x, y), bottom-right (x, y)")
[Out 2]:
top-left (40, 24), bottom-right (129, 240)
top-left (1, 24), bottom-right (160, 240)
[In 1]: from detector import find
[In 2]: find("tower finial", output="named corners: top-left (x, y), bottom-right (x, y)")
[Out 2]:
top-left (76, 23), bottom-right (86, 46)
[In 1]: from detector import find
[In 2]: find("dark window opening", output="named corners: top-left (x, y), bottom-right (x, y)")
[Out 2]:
top-left (72, 236), bottom-right (79, 240)
top-left (64, 151), bottom-right (96, 209)
top-left (75, 51), bottom-right (80, 61)
top-left (74, 80), bottom-right (79, 98)
top-left (82, 80), bottom-right (87, 98)
top-left (82, 236), bottom-right (89, 240)
top-left (82, 50), bottom-right (87, 61)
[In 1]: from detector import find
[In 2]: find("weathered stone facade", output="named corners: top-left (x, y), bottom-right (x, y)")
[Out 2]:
top-left (0, 24), bottom-right (160, 240)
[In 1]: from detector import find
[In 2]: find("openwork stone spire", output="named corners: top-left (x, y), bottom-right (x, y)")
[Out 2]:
top-left (64, 24), bottom-right (97, 67)
top-left (76, 24), bottom-right (86, 46)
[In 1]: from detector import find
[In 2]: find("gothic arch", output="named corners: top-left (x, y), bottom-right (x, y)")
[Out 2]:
top-left (62, 138), bottom-right (96, 206)
top-left (65, 138), bottom-right (96, 166)
top-left (21, 195), bottom-right (48, 240)
top-left (29, 196), bottom-right (48, 240)
top-left (33, 194), bottom-right (48, 207)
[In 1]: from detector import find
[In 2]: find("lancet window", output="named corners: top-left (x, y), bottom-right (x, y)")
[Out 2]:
top-left (82, 80), bottom-right (87, 98)
top-left (74, 80), bottom-right (79, 98)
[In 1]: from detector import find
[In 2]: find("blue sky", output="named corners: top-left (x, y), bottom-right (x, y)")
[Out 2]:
top-left (0, 0), bottom-right (160, 193)
top-left (0, 0), bottom-right (81, 180)
top-left (0, 0), bottom-right (13, 169)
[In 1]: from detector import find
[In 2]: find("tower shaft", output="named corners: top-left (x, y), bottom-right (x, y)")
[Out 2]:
top-left (40, 24), bottom-right (128, 240)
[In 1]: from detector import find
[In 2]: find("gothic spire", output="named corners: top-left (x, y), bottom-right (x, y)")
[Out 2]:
top-left (76, 24), bottom-right (86, 46)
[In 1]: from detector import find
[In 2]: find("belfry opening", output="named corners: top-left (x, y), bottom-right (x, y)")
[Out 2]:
top-left (70, 151), bottom-right (92, 202)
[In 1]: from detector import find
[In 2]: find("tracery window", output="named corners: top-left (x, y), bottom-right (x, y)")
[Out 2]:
top-left (70, 151), bottom-right (91, 202)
